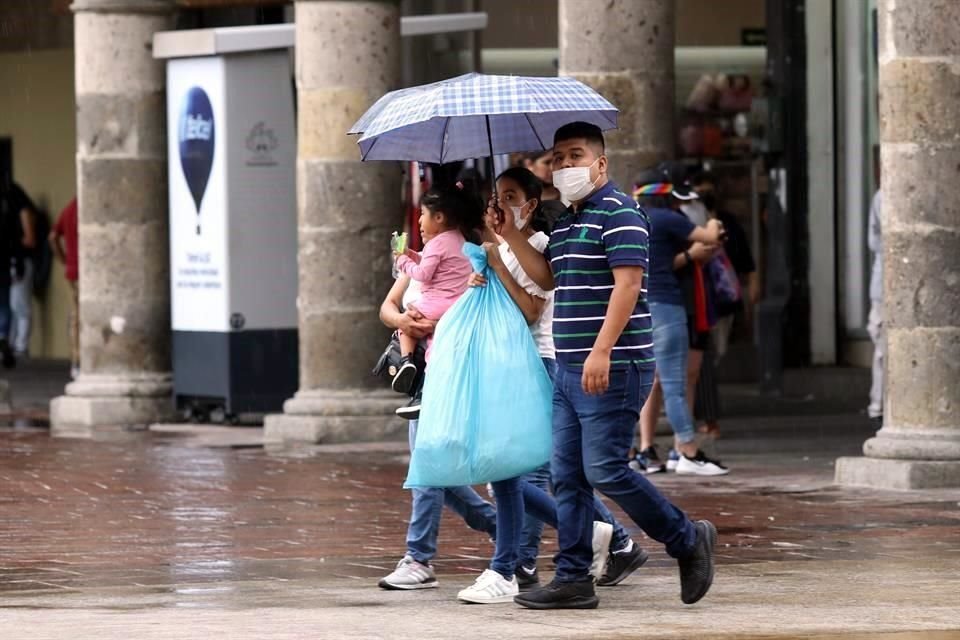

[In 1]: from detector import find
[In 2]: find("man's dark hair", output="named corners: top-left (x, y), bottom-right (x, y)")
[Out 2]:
top-left (553, 122), bottom-right (605, 153)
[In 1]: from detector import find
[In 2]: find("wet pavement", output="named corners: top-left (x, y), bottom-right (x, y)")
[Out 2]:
top-left (0, 405), bottom-right (959, 638)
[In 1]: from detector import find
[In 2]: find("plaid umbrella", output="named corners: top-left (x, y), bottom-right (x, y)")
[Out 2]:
top-left (348, 73), bottom-right (618, 163)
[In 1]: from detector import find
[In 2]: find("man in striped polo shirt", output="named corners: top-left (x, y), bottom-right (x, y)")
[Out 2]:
top-left (504, 122), bottom-right (717, 610)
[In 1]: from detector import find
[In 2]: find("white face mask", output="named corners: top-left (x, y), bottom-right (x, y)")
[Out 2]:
top-left (552, 159), bottom-right (600, 204)
top-left (510, 201), bottom-right (530, 230)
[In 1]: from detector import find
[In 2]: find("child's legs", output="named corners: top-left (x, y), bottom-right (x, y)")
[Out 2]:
top-left (398, 329), bottom-right (419, 357)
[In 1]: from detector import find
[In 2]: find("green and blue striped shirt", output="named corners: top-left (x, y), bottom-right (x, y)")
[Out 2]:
top-left (545, 181), bottom-right (654, 370)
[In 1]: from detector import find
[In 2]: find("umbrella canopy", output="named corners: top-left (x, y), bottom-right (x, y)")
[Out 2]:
top-left (348, 73), bottom-right (618, 163)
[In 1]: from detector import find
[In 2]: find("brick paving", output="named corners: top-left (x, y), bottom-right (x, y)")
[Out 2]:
top-left (1, 364), bottom-right (958, 638)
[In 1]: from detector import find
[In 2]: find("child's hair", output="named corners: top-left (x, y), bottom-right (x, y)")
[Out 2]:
top-left (496, 167), bottom-right (551, 234)
top-left (420, 182), bottom-right (484, 244)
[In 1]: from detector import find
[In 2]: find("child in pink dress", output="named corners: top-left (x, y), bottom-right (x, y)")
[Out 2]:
top-left (391, 185), bottom-right (480, 393)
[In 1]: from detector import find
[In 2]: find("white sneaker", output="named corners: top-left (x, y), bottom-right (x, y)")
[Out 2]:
top-left (457, 569), bottom-right (519, 604)
top-left (378, 556), bottom-right (438, 590)
top-left (675, 451), bottom-right (730, 476)
top-left (590, 521), bottom-right (614, 580)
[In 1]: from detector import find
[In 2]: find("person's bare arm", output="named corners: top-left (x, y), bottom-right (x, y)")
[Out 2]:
top-left (747, 271), bottom-right (761, 305)
top-left (581, 265), bottom-right (645, 395)
top-left (496, 205), bottom-right (554, 291)
top-left (49, 231), bottom-right (66, 264)
top-left (20, 208), bottom-right (36, 249)
top-left (688, 218), bottom-right (724, 245)
top-left (673, 242), bottom-right (719, 269)
top-left (482, 243), bottom-right (546, 325)
top-left (379, 275), bottom-right (435, 338)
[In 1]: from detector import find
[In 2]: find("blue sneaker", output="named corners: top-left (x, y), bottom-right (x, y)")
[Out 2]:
top-left (629, 446), bottom-right (665, 474)
top-left (666, 448), bottom-right (681, 471)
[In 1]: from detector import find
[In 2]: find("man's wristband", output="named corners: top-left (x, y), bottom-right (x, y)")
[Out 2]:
top-left (683, 250), bottom-right (692, 265)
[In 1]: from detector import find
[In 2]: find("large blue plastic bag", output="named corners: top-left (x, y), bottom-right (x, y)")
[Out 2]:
top-left (404, 242), bottom-right (553, 488)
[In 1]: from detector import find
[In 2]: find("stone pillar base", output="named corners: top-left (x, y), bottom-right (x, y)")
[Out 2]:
top-left (0, 379), bottom-right (11, 414)
top-left (863, 427), bottom-right (960, 460)
top-left (50, 373), bottom-right (173, 438)
top-left (264, 389), bottom-right (406, 444)
top-left (835, 457), bottom-right (960, 490)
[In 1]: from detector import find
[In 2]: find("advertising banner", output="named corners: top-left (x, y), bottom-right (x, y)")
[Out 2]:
top-left (167, 57), bottom-right (229, 332)
top-left (166, 52), bottom-right (297, 334)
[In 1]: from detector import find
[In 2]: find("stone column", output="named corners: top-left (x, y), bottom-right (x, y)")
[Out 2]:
top-left (836, 0), bottom-right (960, 489)
top-left (51, 0), bottom-right (175, 436)
top-left (558, 0), bottom-right (675, 188)
top-left (264, 0), bottom-right (404, 443)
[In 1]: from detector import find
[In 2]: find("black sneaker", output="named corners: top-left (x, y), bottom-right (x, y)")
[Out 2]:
top-left (629, 446), bottom-right (665, 474)
top-left (0, 339), bottom-right (16, 369)
top-left (597, 542), bottom-right (649, 587)
top-left (678, 520), bottom-right (717, 605)
top-left (391, 357), bottom-right (418, 394)
top-left (514, 577), bottom-right (598, 610)
top-left (395, 393), bottom-right (421, 420)
top-left (515, 565), bottom-right (540, 591)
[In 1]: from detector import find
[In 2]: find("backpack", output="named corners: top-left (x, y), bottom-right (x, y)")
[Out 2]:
top-left (706, 249), bottom-right (742, 307)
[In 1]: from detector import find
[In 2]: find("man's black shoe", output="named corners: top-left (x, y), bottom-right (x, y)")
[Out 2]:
top-left (597, 542), bottom-right (649, 587)
top-left (515, 565), bottom-right (539, 591)
top-left (678, 520), bottom-right (717, 605)
top-left (514, 577), bottom-right (598, 610)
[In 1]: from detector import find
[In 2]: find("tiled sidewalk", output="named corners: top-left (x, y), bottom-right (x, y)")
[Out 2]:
top-left (0, 412), bottom-right (958, 639)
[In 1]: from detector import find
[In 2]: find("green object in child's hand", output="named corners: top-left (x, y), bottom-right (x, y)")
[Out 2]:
top-left (391, 231), bottom-right (408, 254)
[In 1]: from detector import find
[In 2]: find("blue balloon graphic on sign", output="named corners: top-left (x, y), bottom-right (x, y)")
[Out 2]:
top-left (178, 87), bottom-right (215, 235)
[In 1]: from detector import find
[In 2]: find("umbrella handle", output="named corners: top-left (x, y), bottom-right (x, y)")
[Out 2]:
top-left (485, 114), bottom-right (497, 200)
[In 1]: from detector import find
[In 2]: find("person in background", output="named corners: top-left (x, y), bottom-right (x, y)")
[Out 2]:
top-left (655, 163), bottom-right (719, 468)
top-left (521, 150), bottom-right (560, 201)
top-left (520, 150), bottom-right (567, 229)
top-left (687, 172), bottom-right (760, 438)
top-left (0, 181), bottom-right (24, 368)
top-left (50, 197), bottom-right (80, 378)
top-left (867, 185), bottom-right (883, 430)
top-left (630, 166), bottom-right (730, 477)
top-left (5, 180), bottom-right (35, 359)
top-left (691, 172), bottom-right (760, 360)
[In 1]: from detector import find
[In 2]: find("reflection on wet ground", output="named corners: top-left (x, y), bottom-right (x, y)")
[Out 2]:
top-left (0, 418), bottom-right (958, 638)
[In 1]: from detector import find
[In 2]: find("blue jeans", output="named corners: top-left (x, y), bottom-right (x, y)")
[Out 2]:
top-left (516, 357), bottom-right (631, 569)
top-left (552, 363), bottom-right (697, 581)
top-left (649, 301), bottom-right (696, 444)
top-left (406, 420), bottom-right (497, 565)
top-left (0, 282), bottom-right (10, 338)
top-left (8, 257), bottom-right (33, 353)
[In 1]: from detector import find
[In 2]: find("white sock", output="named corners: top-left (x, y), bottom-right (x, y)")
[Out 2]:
top-left (614, 539), bottom-right (634, 555)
